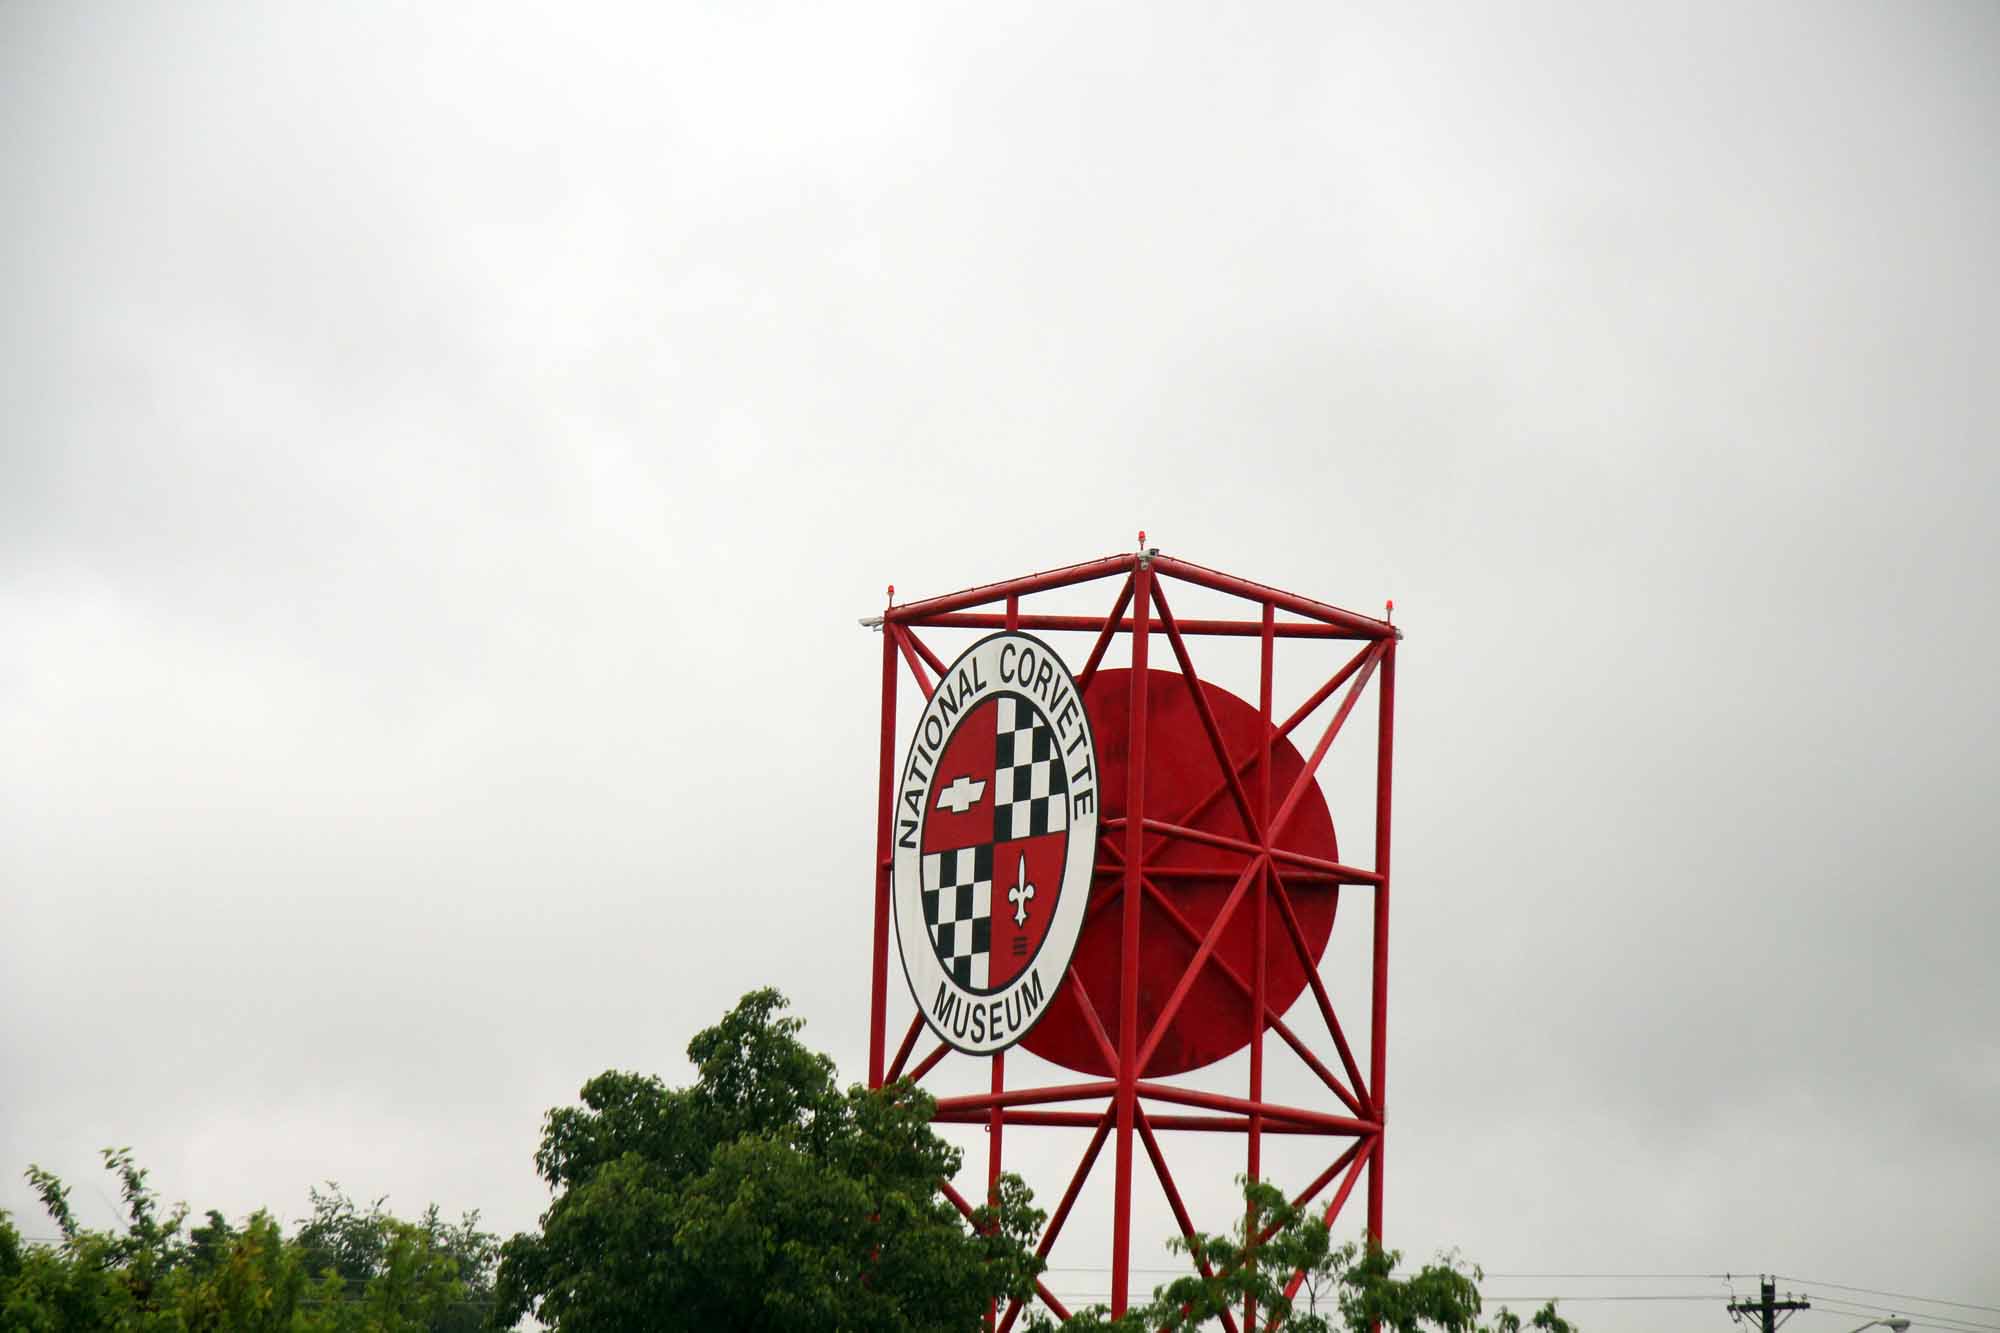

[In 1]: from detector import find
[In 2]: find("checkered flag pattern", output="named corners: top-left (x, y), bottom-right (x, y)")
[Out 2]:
top-left (921, 844), bottom-right (993, 989)
top-left (993, 696), bottom-right (1070, 841)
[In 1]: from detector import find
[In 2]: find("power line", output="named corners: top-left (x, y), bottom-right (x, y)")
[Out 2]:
top-left (1777, 1278), bottom-right (2000, 1319)
top-left (1800, 1292), bottom-right (2000, 1331)
top-left (1808, 1304), bottom-right (1992, 1328)
top-left (1489, 1273), bottom-right (1735, 1280)
top-left (1488, 1288), bottom-right (1736, 1296)
top-left (1800, 1299), bottom-right (1997, 1333)
top-left (1801, 1295), bottom-right (2000, 1333)
top-left (1045, 1266), bottom-right (1733, 1280)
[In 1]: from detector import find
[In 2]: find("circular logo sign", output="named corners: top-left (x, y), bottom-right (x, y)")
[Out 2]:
top-left (893, 631), bottom-right (1100, 1055)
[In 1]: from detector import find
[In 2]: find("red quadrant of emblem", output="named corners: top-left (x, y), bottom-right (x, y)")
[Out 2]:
top-left (987, 832), bottom-right (1065, 989)
top-left (921, 696), bottom-right (996, 851)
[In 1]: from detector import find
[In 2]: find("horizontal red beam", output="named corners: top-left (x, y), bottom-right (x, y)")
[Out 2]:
top-left (1269, 844), bottom-right (1383, 884)
top-left (1134, 1082), bottom-right (1378, 1136)
top-left (885, 555), bottom-right (1133, 621)
top-left (1102, 816), bottom-right (1258, 861)
top-left (900, 611), bottom-right (1361, 640)
top-left (931, 1109), bottom-right (1362, 1135)
top-left (879, 553), bottom-right (1400, 640)
top-left (1152, 554), bottom-right (1397, 639)
top-left (1098, 817), bottom-right (1383, 885)
top-left (932, 1080), bottom-right (1118, 1115)
top-left (1138, 864), bottom-right (1340, 884)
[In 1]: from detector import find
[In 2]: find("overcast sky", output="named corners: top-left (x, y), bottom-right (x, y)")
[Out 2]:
top-left (3, 2), bottom-right (1995, 1327)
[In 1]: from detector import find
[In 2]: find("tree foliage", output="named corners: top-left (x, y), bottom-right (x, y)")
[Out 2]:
top-left (493, 987), bottom-right (1047, 1332)
top-left (1029, 1178), bottom-right (1575, 1333)
top-left (0, 1150), bottom-right (496, 1332)
top-left (3, 997), bottom-right (1574, 1333)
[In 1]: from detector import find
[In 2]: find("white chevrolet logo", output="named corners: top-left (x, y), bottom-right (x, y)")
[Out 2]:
top-left (935, 775), bottom-right (987, 815)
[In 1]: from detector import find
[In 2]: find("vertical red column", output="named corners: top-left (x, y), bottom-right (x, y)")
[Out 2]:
top-left (869, 613), bottom-right (899, 1090)
top-left (1366, 639), bottom-right (1396, 1245)
top-left (1110, 557), bottom-right (1152, 1317)
top-left (988, 595), bottom-right (1020, 1333)
top-left (1246, 600), bottom-right (1275, 1333)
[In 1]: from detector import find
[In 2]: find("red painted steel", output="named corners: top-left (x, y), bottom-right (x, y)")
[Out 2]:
top-left (1020, 672), bottom-right (1339, 1077)
top-left (1247, 602), bottom-right (1274, 1333)
top-left (929, 1109), bottom-right (1357, 1134)
top-left (917, 611), bottom-right (1362, 639)
top-left (892, 625), bottom-right (937, 699)
top-left (886, 554), bottom-right (1134, 621)
top-left (1148, 555), bottom-right (1395, 638)
top-left (996, 1113), bottom-right (1113, 1333)
top-left (869, 613), bottom-right (898, 1089)
top-left (986, 595), bottom-right (1022, 1333)
top-left (866, 552), bottom-right (1399, 1330)
top-left (1138, 1107), bottom-right (1244, 1333)
top-left (1111, 557), bottom-right (1151, 1317)
top-left (1367, 641), bottom-right (1396, 1253)
top-left (900, 624), bottom-right (951, 681)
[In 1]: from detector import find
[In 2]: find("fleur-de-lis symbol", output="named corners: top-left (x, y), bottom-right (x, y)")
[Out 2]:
top-left (1007, 853), bottom-right (1035, 928)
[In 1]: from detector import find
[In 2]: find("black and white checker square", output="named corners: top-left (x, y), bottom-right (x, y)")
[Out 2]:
top-left (992, 696), bottom-right (1070, 842)
top-left (921, 843), bottom-right (993, 989)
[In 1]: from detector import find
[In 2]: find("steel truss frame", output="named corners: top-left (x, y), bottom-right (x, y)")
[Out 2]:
top-left (866, 552), bottom-right (1400, 1332)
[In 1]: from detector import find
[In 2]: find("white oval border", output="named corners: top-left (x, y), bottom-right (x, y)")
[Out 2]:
top-left (892, 630), bottom-right (1099, 1057)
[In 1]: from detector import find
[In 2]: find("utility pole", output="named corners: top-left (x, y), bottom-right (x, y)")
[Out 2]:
top-left (1731, 1276), bottom-right (1811, 1333)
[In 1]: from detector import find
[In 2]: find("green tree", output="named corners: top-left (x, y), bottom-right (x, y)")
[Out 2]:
top-left (295, 1186), bottom-right (499, 1333)
top-left (0, 1151), bottom-right (496, 1333)
top-left (493, 988), bottom-right (1047, 1332)
top-left (1030, 1178), bottom-right (1574, 1333)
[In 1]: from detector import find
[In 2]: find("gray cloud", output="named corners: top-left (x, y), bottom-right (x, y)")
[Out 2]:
top-left (4, 0), bottom-right (1995, 1322)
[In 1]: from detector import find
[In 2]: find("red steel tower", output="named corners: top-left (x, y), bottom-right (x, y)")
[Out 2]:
top-left (865, 548), bottom-right (1399, 1330)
